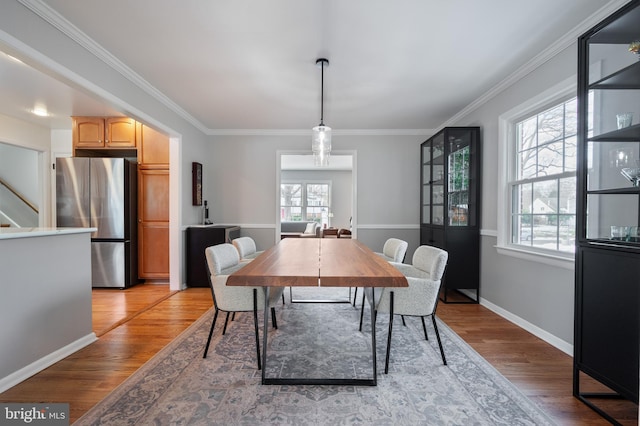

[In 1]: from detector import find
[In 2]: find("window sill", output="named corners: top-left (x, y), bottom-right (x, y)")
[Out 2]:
top-left (495, 244), bottom-right (575, 270)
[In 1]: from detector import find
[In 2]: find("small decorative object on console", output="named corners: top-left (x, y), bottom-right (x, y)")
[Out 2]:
top-left (629, 40), bottom-right (640, 58)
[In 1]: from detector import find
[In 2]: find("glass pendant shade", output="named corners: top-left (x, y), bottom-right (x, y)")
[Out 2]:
top-left (312, 124), bottom-right (332, 166)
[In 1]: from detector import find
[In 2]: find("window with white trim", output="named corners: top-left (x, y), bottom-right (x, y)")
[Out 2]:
top-left (280, 182), bottom-right (331, 226)
top-left (509, 95), bottom-right (591, 253)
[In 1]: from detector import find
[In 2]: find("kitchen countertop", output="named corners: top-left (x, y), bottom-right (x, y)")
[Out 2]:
top-left (0, 227), bottom-right (97, 240)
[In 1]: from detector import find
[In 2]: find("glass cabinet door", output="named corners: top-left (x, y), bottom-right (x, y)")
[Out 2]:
top-left (431, 133), bottom-right (445, 225)
top-left (447, 130), bottom-right (471, 226)
top-left (421, 141), bottom-right (432, 224)
top-left (581, 5), bottom-right (640, 244)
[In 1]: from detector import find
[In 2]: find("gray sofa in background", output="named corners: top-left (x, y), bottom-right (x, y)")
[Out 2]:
top-left (281, 221), bottom-right (320, 238)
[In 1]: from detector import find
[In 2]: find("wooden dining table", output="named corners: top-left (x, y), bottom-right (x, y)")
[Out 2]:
top-left (227, 237), bottom-right (408, 386)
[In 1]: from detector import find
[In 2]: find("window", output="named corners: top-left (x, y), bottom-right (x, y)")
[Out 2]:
top-left (280, 182), bottom-right (331, 226)
top-left (280, 183), bottom-right (302, 221)
top-left (509, 95), bottom-right (591, 253)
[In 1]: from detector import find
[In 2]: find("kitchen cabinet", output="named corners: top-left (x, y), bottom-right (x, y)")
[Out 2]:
top-left (72, 116), bottom-right (136, 151)
top-left (420, 127), bottom-right (481, 303)
top-left (137, 168), bottom-right (169, 280)
top-left (137, 123), bottom-right (170, 166)
top-left (136, 124), bottom-right (170, 281)
top-left (574, 1), bottom-right (640, 423)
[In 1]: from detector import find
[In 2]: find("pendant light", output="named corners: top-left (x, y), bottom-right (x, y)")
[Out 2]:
top-left (312, 58), bottom-right (331, 166)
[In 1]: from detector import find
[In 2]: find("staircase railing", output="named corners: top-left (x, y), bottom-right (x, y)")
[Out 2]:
top-left (0, 177), bottom-right (38, 227)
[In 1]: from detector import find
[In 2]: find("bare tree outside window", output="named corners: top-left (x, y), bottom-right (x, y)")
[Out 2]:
top-left (280, 182), bottom-right (330, 226)
top-left (510, 95), bottom-right (589, 253)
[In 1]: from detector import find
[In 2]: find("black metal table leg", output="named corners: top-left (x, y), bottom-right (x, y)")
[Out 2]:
top-left (261, 285), bottom-right (377, 386)
top-left (261, 287), bottom-right (270, 385)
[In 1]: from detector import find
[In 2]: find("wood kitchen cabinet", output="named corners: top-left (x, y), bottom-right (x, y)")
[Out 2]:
top-left (72, 116), bottom-right (136, 151)
top-left (137, 168), bottom-right (169, 280)
top-left (137, 123), bottom-right (170, 166)
top-left (137, 125), bottom-right (170, 280)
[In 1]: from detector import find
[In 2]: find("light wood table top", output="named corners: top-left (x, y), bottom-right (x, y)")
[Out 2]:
top-left (227, 238), bottom-right (407, 288)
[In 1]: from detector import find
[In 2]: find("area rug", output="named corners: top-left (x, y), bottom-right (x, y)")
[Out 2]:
top-left (75, 288), bottom-right (556, 425)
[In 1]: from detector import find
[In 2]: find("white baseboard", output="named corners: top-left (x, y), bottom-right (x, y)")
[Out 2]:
top-left (0, 332), bottom-right (97, 393)
top-left (477, 295), bottom-right (573, 356)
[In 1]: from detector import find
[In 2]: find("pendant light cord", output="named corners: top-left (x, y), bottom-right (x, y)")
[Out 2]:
top-left (320, 60), bottom-right (325, 126)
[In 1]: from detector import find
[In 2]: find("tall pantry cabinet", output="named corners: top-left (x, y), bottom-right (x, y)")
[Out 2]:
top-left (137, 124), bottom-right (170, 281)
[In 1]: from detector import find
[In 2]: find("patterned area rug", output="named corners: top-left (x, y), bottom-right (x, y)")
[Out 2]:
top-left (75, 288), bottom-right (556, 425)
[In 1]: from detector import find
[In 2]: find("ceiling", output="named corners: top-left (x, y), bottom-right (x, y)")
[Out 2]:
top-left (0, 0), bottom-right (621, 133)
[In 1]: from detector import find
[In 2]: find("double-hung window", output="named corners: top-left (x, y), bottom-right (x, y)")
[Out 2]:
top-left (280, 182), bottom-right (330, 225)
top-left (509, 96), bottom-right (587, 254)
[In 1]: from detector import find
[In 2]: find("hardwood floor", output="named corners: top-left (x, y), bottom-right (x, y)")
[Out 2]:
top-left (0, 284), bottom-right (636, 424)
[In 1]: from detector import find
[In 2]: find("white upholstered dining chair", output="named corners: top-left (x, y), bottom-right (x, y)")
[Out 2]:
top-left (232, 236), bottom-right (285, 304)
top-left (232, 236), bottom-right (264, 260)
top-left (375, 238), bottom-right (409, 263)
top-left (352, 238), bottom-right (408, 306)
top-left (202, 243), bottom-right (283, 369)
top-left (361, 245), bottom-right (448, 373)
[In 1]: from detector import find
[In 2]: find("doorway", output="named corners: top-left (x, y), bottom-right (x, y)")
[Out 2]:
top-left (276, 151), bottom-right (357, 241)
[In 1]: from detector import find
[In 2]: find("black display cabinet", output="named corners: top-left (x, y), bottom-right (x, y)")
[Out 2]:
top-left (186, 225), bottom-right (241, 287)
top-left (420, 127), bottom-right (481, 303)
top-left (574, 1), bottom-right (640, 423)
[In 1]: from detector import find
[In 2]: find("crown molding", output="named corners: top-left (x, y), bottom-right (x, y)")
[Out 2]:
top-left (438, 0), bottom-right (630, 130)
top-left (207, 128), bottom-right (434, 137)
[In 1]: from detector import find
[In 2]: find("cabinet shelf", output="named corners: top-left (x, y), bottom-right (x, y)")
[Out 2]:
top-left (588, 5), bottom-right (640, 44)
top-left (589, 123), bottom-right (640, 141)
top-left (586, 239), bottom-right (640, 250)
top-left (586, 187), bottom-right (640, 195)
top-left (589, 61), bottom-right (640, 89)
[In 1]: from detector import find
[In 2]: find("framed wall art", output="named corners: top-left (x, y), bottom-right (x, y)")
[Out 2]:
top-left (192, 162), bottom-right (202, 206)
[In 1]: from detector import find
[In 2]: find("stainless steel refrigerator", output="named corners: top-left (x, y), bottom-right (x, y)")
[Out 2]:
top-left (56, 157), bottom-right (138, 288)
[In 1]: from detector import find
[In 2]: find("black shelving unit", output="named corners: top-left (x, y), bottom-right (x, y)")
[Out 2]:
top-left (186, 225), bottom-right (240, 287)
top-left (420, 127), bottom-right (481, 303)
top-left (574, 1), bottom-right (640, 423)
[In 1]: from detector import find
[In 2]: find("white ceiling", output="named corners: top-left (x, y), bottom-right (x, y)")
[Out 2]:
top-left (0, 0), bottom-right (621, 133)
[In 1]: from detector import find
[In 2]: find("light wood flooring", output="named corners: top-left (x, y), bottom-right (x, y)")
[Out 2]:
top-left (0, 284), bottom-right (636, 425)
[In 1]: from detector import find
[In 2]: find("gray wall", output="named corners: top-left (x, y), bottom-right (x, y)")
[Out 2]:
top-left (208, 134), bottom-right (423, 256)
top-left (451, 43), bottom-right (579, 349)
